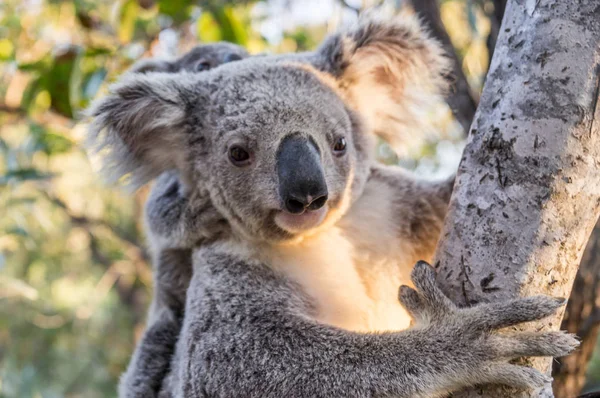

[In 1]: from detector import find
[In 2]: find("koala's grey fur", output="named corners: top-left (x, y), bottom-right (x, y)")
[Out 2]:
top-left (87, 15), bottom-right (578, 398)
top-left (128, 42), bottom-right (249, 74)
top-left (115, 43), bottom-right (248, 397)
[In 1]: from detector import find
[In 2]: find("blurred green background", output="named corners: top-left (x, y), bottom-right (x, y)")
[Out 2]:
top-left (1, 1), bottom-right (595, 397)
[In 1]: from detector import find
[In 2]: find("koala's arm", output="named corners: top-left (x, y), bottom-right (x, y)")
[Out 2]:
top-left (139, 172), bottom-right (211, 326)
top-left (143, 171), bottom-right (222, 250)
top-left (119, 172), bottom-right (215, 398)
top-left (118, 280), bottom-right (184, 398)
top-left (170, 250), bottom-right (576, 398)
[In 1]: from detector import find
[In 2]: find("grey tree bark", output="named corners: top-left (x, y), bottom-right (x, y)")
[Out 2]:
top-left (480, 0), bottom-right (600, 393)
top-left (432, 1), bottom-right (600, 397)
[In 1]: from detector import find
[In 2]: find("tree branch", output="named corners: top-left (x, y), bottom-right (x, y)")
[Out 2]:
top-left (484, 0), bottom-right (508, 65)
top-left (0, 104), bottom-right (27, 115)
top-left (408, 0), bottom-right (478, 133)
top-left (42, 190), bottom-right (148, 261)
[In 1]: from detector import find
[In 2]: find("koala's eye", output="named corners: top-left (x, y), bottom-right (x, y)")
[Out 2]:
top-left (223, 53), bottom-right (242, 63)
top-left (195, 60), bottom-right (212, 72)
top-left (332, 137), bottom-right (347, 156)
top-left (229, 145), bottom-right (251, 167)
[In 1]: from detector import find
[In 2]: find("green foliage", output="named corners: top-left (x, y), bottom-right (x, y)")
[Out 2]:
top-left (158, 0), bottom-right (193, 25)
top-left (0, 1), bottom-right (330, 396)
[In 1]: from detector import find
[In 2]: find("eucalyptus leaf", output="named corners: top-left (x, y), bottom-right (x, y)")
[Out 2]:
top-left (158, 0), bottom-right (193, 25)
top-left (119, 0), bottom-right (140, 43)
top-left (42, 46), bottom-right (83, 118)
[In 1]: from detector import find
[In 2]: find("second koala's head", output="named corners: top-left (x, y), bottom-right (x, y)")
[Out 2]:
top-left (129, 42), bottom-right (249, 74)
top-left (88, 15), bottom-right (450, 244)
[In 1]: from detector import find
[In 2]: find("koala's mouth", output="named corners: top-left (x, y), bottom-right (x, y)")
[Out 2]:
top-left (274, 206), bottom-right (328, 233)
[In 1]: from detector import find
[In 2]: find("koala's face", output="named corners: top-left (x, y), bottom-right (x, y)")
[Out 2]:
top-left (89, 15), bottom-right (450, 244)
top-left (197, 61), bottom-right (372, 242)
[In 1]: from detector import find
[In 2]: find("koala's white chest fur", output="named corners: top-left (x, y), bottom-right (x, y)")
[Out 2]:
top-left (267, 181), bottom-right (420, 332)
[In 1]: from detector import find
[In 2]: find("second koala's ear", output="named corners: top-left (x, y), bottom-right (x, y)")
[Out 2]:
top-left (86, 72), bottom-right (201, 188)
top-left (127, 58), bottom-right (175, 74)
top-left (313, 14), bottom-right (451, 152)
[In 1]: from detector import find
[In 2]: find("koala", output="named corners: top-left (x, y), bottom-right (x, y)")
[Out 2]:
top-left (112, 42), bottom-right (248, 396)
top-left (88, 15), bottom-right (578, 398)
top-left (129, 42), bottom-right (249, 74)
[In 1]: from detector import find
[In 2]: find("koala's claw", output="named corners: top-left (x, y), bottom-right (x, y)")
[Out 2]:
top-left (410, 260), bottom-right (457, 312)
top-left (398, 285), bottom-right (426, 321)
top-left (461, 295), bottom-right (566, 332)
top-left (400, 261), bottom-right (579, 390)
top-left (479, 363), bottom-right (551, 389)
top-left (402, 262), bottom-right (571, 332)
top-left (398, 261), bottom-right (458, 322)
top-left (490, 331), bottom-right (579, 359)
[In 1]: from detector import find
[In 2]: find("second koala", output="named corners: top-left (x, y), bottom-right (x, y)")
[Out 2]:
top-left (89, 16), bottom-right (577, 398)
top-left (114, 41), bottom-right (249, 396)
top-left (128, 42), bottom-right (248, 74)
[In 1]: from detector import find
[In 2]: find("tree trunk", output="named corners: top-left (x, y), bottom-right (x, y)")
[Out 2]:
top-left (432, 0), bottom-right (600, 397)
top-left (553, 226), bottom-right (600, 398)
top-left (485, 0), bottom-right (600, 393)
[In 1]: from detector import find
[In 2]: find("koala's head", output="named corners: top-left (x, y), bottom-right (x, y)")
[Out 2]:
top-left (129, 42), bottom-right (249, 74)
top-left (88, 15), bottom-right (450, 244)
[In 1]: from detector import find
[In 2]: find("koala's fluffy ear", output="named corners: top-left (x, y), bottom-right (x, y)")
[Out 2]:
top-left (313, 14), bottom-right (451, 152)
top-left (128, 58), bottom-right (175, 74)
top-left (86, 72), bottom-right (200, 188)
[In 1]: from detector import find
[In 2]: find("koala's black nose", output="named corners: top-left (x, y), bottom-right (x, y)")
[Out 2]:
top-left (285, 192), bottom-right (328, 214)
top-left (277, 134), bottom-right (328, 214)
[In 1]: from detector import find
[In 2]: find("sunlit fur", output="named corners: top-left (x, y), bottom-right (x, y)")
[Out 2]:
top-left (87, 15), bottom-right (451, 331)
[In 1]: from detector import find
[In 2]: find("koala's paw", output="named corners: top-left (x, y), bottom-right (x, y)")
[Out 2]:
top-left (145, 171), bottom-right (188, 239)
top-left (145, 171), bottom-right (227, 249)
top-left (399, 261), bottom-right (579, 390)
